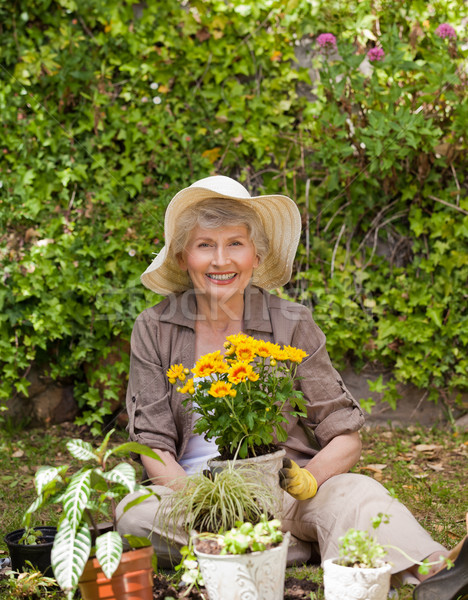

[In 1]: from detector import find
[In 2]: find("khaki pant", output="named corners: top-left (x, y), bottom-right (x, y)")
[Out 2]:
top-left (116, 472), bottom-right (444, 574)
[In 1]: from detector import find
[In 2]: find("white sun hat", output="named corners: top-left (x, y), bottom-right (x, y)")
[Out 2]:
top-left (141, 175), bottom-right (302, 295)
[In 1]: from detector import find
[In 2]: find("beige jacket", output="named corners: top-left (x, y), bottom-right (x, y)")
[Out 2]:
top-left (126, 285), bottom-right (364, 466)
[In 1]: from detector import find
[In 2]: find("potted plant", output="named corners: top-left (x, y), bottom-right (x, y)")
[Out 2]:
top-left (160, 461), bottom-right (278, 537)
top-left (4, 526), bottom-right (57, 577)
top-left (323, 515), bottom-right (452, 600)
top-left (167, 333), bottom-right (308, 515)
top-left (191, 514), bottom-right (290, 600)
top-left (22, 429), bottom-right (162, 600)
top-left (323, 527), bottom-right (393, 600)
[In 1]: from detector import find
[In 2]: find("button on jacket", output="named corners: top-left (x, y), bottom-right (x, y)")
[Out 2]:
top-left (126, 285), bottom-right (365, 466)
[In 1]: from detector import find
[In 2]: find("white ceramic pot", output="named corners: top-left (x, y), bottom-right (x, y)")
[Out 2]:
top-left (195, 531), bottom-right (290, 600)
top-left (207, 448), bottom-right (286, 518)
top-left (323, 557), bottom-right (392, 600)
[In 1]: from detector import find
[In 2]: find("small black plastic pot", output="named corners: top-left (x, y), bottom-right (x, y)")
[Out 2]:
top-left (4, 526), bottom-right (56, 576)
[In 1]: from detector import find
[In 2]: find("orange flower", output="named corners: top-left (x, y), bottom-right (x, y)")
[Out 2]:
top-left (209, 381), bottom-right (236, 398)
top-left (228, 362), bottom-right (259, 384)
top-left (235, 342), bottom-right (256, 362)
top-left (255, 340), bottom-right (276, 358)
top-left (192, 351), bottom-right (228, 377)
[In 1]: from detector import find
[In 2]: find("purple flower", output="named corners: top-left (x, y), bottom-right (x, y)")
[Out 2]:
top-left (367, 47), bottom-right (385, 62)
top-left (435, 23), bottom-right (457, 39)
top-left (316, 33), bottom-right (337, 50)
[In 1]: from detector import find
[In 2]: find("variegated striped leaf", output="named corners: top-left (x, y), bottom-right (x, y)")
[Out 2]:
top-left (62, 469), bottom-right (92, 527)
top-left (66, 439), bottom-right (97, 461)
top-left (99, 463), bottom-right (138, 493)
top-left (95, 531), bottom-right (123, 580)
top-left (35, 465), bottom-right (63, 495)
top-left (51, 517), bottom-right (91, 598)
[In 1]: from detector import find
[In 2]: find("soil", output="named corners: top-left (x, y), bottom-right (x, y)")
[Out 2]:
top-left (152, 573), bottom-right (321, 599)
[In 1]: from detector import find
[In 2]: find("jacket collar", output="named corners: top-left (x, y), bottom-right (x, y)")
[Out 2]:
top-left (159, 284), bottom-right (273, 334)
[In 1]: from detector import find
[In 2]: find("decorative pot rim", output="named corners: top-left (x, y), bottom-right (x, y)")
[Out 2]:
top-left (208, 448), bottom-right (286, 465)
top-left (324, 557), bottom-right (393, 574)
top-left (193, 530), bottom-right (291, 560)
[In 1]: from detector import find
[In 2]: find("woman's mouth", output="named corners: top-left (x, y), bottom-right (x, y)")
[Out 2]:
top-left (206, 272), bottom-right (237, 282)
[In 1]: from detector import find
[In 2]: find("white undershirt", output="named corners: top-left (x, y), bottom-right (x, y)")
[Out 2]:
top-left (179, 375), bottom-right (219, 475)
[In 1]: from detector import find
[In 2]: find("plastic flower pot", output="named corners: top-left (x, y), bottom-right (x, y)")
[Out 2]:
top-left (4, 526), bottom-right (57, 576)
top-left (323, 557), bottom-right (392, 600)
top-left (194, 530), bottom-right (290, 600)
top-left (78, 545), bottom-right (154, 600)
top-left (208, 448), bottom-right (286, 518)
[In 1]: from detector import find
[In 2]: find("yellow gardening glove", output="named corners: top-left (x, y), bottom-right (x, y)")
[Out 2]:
top-left (279, 458), bottom-right (318, 500)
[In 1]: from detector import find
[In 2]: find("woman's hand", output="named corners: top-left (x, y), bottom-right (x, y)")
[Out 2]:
top-left (141, 449), bottom-right (187, 490)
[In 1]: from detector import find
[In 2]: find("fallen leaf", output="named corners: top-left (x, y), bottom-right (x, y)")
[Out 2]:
top-left (12, 449), bottom-right (24, 458)
top-left (414, 444), bottom-right (441, 452)
top-left (366, 463), bottom-right (387, 471)
top-left (426, 462), bottom-right (444, 472)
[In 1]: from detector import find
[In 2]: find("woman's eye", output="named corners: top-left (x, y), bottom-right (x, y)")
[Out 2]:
top-left (230, 241), bottom-right (242, 246)
top-left (198, 242), bottom-right (210, 248)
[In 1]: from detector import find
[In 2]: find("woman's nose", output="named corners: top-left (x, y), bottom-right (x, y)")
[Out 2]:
top-left (212, 246), bottom-right (231, 266)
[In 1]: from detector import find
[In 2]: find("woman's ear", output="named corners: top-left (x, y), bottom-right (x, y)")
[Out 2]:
top-left (254, 254), bottom-right (260, 269)
top-left (176, 252), bottom-right (187, 271)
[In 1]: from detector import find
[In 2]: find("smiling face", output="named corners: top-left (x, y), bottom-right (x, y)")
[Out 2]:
top-left (177, 224), bottom-right (259, 302)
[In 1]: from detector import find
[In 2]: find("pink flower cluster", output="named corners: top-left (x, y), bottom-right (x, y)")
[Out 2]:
top-left (316, 33), bottom-right (337, 50)
top-left (367, 47), bottom-right (385, 62)
top-left (435, 23), bottom-right (457, 39)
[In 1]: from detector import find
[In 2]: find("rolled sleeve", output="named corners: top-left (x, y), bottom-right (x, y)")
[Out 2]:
top-left (126, 313), bottom-right (179, 457)
top-left (291, 306), bottom-right (365, 448)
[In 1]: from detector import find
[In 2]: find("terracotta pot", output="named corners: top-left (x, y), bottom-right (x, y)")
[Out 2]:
top-left (208, 448), bottom-right (286, 518)
top-left (195, 531), bottom-right (290, 600)
top-left (323, 557), bottom-right (392, 600)
top-left (78, 546), bottom-right (154, 600)
top-left (4, 526), bottom-right (56, 576)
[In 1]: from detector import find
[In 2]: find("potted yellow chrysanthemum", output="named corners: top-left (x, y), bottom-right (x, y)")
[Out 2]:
top-left (167, 333), bottom-right (308, 516)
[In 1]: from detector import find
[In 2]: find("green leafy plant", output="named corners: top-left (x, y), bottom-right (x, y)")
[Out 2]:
top-left (338, 528), bottom-right (387, 568)
top-left (338, 513), bottom-right (453, 573)
top-left (0, 561), bottom-right (58, 599)
top-left (194, 514), bottom-right (284, 555)
top-left (18, 528), bottom-right (45, 546)
top-left (167, 333), bottom-right (307, 458)
top-left (161, 462), bottom-right (278, 536)
top-left (22, 429), bottom-right (161, 600)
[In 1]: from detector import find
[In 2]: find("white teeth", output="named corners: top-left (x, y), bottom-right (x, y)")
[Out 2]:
top-left (207, 273), bottom-right (236, 280)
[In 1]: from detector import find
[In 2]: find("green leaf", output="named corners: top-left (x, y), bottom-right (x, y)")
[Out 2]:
top-left (107, 442), bottom-right (163, 463)
top-left (63, 469), bottom-right (92, 528)
top-left (51, 517), bottom-right (92, 597)
top-left (123, 534), bottom-right (152, 548)
top-left (67, 439), bottom-right (97, 462)
top-left (95, 531), bottom-right (123, 580)
top-left (98, 463), bottom-right (140, 493)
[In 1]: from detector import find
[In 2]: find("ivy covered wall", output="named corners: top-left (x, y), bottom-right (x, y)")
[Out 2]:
top-left (1, 0), bottom-right (467, 429)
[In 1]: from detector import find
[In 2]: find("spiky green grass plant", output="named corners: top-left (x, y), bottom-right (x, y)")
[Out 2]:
top-left (160, 463), bottom-right (278, 536)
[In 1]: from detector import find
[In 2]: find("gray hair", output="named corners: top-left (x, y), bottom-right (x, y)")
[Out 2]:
top-left (170, 198), bottom-right (270, 263)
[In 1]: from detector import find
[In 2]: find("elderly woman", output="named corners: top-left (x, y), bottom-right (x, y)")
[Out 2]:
top-left (117, 176), bottom-right (467, 600)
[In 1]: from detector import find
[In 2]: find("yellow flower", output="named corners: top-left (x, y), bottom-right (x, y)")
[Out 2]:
top-left (209, 381), bottom-right (236, 398)
top-left (283, 345), bottom-right (308, 363)
top-left (235, 341), bottom-right (256, 362)
top-left (179, 378), bottom-right (195, 394)
top-left (270, 346), bottom-right (288, 361)
top-left (192, 351), bottom-right (228, 377)
top-left (256, 340), bottom-right (275, 358)
top-left (225, 332), bottom-right (248, 346)
top-left (167, 363), bottom-right (185, 381)
top-left (228, 361), bottom-right (258, 384)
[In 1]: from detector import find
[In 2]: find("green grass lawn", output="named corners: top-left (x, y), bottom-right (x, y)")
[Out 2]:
top-left (0, 422), bottom-right (466, 599)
